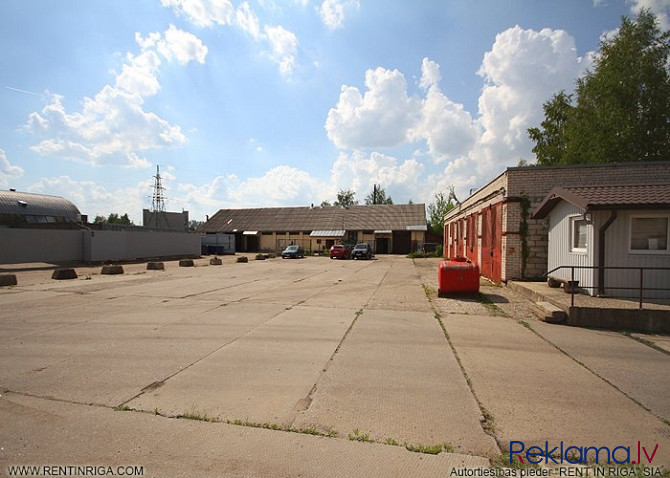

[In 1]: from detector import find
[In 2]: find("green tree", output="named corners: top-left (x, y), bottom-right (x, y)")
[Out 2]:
top-left (364, 184), bottom-right (393, 205)
top-left (92, 215), bottom-right (106, 224)
top-left (334, 189), bottom-right (358, 207)
top-left (528, 91), bottom-right (573, 165)
top-left (427, 187), bottom-right (458, 236)
top-left (106, 213), bottom-right (133, 225)
top-left (529, 10), bottom-right (670, 164)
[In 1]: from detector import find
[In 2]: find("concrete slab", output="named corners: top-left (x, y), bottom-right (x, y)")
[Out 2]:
top-left (443, 312), bottom-right (670, 465)
top-left (292, 308), bottom-right (499, 457)
top-left (1, 302), bottom-right (287, 407)
top-left (127, 305), bottom-right (357, 427)
top-left (0, 393), bottom-right (489, 478)
top-left (531, 320), bottom-right (670, 422)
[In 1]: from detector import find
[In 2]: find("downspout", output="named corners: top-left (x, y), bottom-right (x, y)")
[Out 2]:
top-left (597, 210), bottom-right (617, 295)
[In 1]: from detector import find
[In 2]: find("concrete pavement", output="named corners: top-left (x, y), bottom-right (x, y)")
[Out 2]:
top-left (1, 255), bottom-right (669, 477)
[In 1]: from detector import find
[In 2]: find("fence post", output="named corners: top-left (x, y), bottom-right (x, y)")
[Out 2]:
top-left (639, 268), bottom-right (643, 309)
top-left (571, 266), bottom-right (575, 307)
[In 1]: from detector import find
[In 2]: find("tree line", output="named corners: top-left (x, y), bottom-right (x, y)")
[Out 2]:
top-left (528, 10), bottom-right (669, 166)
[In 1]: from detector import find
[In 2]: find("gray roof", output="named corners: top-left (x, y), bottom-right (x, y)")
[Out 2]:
top-left (0, 189), bottom-right (81, 221)
top-left (203, 204), bottom-right (427, 233)
top-left (532, 184), bottom-right (670, 219)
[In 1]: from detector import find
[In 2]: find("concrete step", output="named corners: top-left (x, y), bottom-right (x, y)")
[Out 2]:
top-left (534, 301), bottom-right (567, 324)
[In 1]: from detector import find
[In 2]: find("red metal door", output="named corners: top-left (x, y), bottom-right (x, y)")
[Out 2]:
top-left (480, 203), bottom-right (503, 282)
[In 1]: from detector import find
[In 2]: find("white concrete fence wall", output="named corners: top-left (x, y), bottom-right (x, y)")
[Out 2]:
top-left (0, 229), bottom-right (201, 264)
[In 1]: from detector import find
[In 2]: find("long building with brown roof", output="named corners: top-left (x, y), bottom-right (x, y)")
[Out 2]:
top-left (201, 203), bottom-right (427, 254)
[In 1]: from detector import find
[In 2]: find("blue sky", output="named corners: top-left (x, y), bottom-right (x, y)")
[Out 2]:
top-left (1, 0), bottom-right (668, 223)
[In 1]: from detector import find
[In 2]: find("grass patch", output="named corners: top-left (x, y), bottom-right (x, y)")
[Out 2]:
top-left (179, 409), bottom-right (217, 423)
top-left (114, 404), bottom-right (135, 412)
top-left (384, 438), bottom-right (399, 446)
top-left (405, 443), bottom-right (454, 455)
top-left (348, 428), bottom-right (372, 442)
top-left (491, 453), bottom-right (540, 469)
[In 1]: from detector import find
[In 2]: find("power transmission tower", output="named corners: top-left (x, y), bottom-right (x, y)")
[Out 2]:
top-left (151, 165), bottom-right (166, 213)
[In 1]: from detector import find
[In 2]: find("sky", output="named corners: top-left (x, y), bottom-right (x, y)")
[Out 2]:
top-left (1, 0), bottom-right (669, 224)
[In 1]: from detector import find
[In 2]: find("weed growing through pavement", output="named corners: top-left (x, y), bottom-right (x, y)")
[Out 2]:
top-left (477, 293), bottom-right (507, 317)
top-left (179, 408), bottom-right (217, 423)
top-left (405, 443), bottom-right (454, 455)
top-left (490, 453), bottom-right (540, 469)
top-left (348, 428), bottom-right (372, 442)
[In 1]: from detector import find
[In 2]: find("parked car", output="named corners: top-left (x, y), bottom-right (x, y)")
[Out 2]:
top-left (351, 243), bottom-right (373, 260)
top-left (281, 245), bottom-right (305, 259)
top-left (329, 244), bottom-right (350, 259)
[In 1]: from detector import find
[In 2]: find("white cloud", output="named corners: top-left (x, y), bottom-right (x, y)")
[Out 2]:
top-left (177, 165), bottom-right (327, 213)
top-left (264, 25), bottom-right (299, 76)
top-left (475, 26), bottom-right (587, 170)
top-left (29, 175), bottom-right (151, 224)
top-left (25, 26), bottom-right (207, 168)
top-left (419, 57), bottom-right (441, 90)
top-left (319, 0), bottom-right (360, 30)
top-left (329, 151), bottom-right (425, 202)
top-left (325, 67), bottom-right (420, 149)
top-left (0, 149), bottom-right (25, 188)
top-left (236, 2), bottom-right (261, 39)
top-left (325, 27), bottom-right (590, 200)
top-left (160, 0), bottom-right (235, 27)
top-left (161, 0), bottom-right (300, 77)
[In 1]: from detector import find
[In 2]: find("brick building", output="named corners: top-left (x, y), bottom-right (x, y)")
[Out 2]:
top-left (443, 161), bottom-right (670, 283)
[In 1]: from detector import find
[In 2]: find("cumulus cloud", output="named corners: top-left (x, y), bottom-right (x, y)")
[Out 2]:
top-left (0, 149), bottom-right (25, 187)
top-left (475, 26), bottom-right (587, 169)
top-left (329, 151), bottom-right (425, 201)
top-left (161, 0), bottom-right (299, 77)
top-left (25, 26), bottom-right (207, 168)
top-left (324, 26), bottom-right (591, 201)
top-left (319, 0), bottom-right (360, 30)
top-left (325, 67), bottom-right (420, 149)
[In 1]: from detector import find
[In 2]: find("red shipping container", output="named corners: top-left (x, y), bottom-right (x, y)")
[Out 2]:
top-left (438, 257), bottom-right (480, 295)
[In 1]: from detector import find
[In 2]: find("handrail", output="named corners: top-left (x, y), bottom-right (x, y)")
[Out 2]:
top-left (544, 265), bottom-right (670, 309)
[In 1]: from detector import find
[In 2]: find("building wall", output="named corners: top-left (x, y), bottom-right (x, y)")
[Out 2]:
top-left (142, 209), bottom-right (189, 231)
top-left (0, 229), bottom-right (200, 264)
top-left (546, 201), bottom-right (596, 291)
top-left (445, 162), bottom-right (670, 282)
top-left (0, 229), bottom-right (83, 264)
top-left (600, 209), bottom-right (670, 299)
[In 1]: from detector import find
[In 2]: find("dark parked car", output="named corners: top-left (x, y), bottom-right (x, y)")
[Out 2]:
top-left (352, 243), bottom-right (373, 260)
top-left (281, 245), bottom-right (305, 259)
top-left (329, 244), bottom-right (350, 259)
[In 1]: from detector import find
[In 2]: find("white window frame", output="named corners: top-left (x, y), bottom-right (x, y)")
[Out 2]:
top-left (570, 216), bottom-right (588, 254)
top-left (628, 214), bottom-right (670, 255)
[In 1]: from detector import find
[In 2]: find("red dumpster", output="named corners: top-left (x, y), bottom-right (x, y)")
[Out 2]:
top-left (438, 257), bottom-right (480, 295)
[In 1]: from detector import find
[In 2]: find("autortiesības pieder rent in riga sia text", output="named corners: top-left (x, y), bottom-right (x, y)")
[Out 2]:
top-left (6, 464), bottom-right (144, 477)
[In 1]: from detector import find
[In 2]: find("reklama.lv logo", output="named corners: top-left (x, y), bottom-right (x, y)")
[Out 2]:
top-left (510, 441), bottom-right (659, 465)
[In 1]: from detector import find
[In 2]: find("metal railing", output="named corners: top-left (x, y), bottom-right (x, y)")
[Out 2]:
top-left (545, 265), bottom-right (670, 309)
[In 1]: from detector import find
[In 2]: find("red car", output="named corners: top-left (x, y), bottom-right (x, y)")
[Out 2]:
top-left (329, 244), bottom-right (350, 259)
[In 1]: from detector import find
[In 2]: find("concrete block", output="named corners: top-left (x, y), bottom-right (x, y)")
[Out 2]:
top-left (179, 259), bottom-right (195, 267)
top-left (147, 262), bottom-right (165, 270)
top-left (52, 268), bottom-right (78, 280)
top-left (255, 254), bottom-right (266, 261)
top-left (535, 301), bottom-right (567, 324)
top-left (209, 257), bottom-right (222, 265)
top-left (236, 256), bottom-right (248, 263)
top-left (0, 274), bottom-right (17, 287)
top-left (101, 265), bottom-right (124, 275)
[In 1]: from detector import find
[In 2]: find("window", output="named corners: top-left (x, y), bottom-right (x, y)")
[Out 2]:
top-left (571, 217), bottom-right (588, 252)
top-left (630, 216), bottom-right (668, 253)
